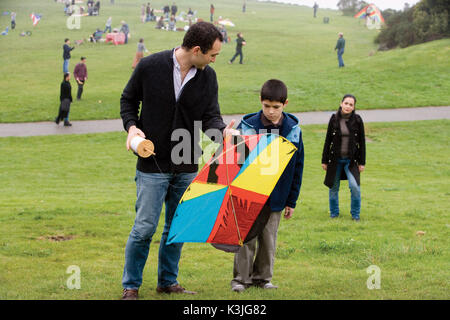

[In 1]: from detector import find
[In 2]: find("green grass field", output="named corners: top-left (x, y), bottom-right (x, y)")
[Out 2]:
top-left (0, 120), bottom-right (448, 299)
top-left (0, 0), bottom-right (449, 123)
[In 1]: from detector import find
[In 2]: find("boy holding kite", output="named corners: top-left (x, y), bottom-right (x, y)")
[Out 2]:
top-left (230, 79), bottom-right (304, 292)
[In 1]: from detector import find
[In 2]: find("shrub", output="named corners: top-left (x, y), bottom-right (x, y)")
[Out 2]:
top-left (375, 0), bottom-right (449, 50)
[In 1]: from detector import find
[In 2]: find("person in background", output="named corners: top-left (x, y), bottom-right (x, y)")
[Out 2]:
top-left (163, 4), bottom-right (170, 18)
top-left (63, 38), bottom-right (75, 73)
top-left (155, 15), bottom-right (165, 29)
top-left (132, 38), bottom-right (149, 69)
top-left (11, 12), bottom-right (16, 30)
top-left (335, 32), bottom-right (345, 68)
top-left (210, 4), bottom-right (215, 22)
top-left (228, 32), bottom-right (246, 64)
top-left (321, 94), bottom-right (366, 221)
top-left (144, 3), bottom-right (149, 23)
top-left (120, 20), bottom-right (130, 44)
top-left (104, 16), bottom-right (112, 33)
top-left (171, 2), bottom-right (178, 17)
top-left (168, 15), bottom-right (176, 31)
top-left (313, 2), bottom-right (319, 18)
top-left (55, 72), bottom-right (73, 126)
top-left (73, 57), bottom-right (88, 100)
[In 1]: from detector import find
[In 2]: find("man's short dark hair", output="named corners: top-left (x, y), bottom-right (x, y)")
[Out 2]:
top-left (182, 21), bottom-right (223, 54)
top-left (260, 79), bottom-right (288, 104)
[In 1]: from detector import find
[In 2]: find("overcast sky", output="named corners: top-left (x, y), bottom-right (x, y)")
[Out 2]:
top-left (257, 0), bottom-right (421, 11)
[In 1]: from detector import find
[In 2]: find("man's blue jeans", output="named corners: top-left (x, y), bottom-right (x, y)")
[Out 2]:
top-left (329, 158), bottom-right (361, 218)
top-left (63, 59), bottom-right (69, 73)
top-left (122, 170), bottom-right (197, 290)
top-left (337, 49), bottom-right (345, 67)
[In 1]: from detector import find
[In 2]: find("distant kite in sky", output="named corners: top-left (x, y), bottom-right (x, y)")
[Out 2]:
top-left (354, 4), bottom-right (385, 29)
top-left (30, 13), bottom-right (41, 26)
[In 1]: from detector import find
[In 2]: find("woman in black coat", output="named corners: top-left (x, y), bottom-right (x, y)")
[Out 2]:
top-left (55, 72), bottom-right (72, 126)
top-left (321, 94), bottom-right (366, 221)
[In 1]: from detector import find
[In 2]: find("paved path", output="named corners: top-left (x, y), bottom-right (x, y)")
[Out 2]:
top-left (0, 106), bottom-right (449, 137)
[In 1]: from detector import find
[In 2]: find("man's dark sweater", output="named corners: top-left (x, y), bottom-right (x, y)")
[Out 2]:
top-left (120, 49), bottom-right (226, 174)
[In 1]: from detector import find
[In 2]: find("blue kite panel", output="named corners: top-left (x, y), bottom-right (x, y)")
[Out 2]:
top-left (167, 187), bottom-right (228, 244)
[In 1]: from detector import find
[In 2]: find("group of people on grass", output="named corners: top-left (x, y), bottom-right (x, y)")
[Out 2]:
top-left (118, 22), bottom-right (366, 299)
top-left (57, 39), bottom-right (88, 126)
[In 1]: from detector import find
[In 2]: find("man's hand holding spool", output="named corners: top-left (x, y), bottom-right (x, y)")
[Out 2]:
top-left (127, 125), bottom-right (155, 158)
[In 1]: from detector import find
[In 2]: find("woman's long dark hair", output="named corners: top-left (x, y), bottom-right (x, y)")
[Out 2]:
top-left (341, 94), bottom-right (357, 105)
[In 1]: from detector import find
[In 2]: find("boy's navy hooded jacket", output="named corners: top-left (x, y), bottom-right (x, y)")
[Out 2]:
top-left (237, 110), bottom-right (304, 211)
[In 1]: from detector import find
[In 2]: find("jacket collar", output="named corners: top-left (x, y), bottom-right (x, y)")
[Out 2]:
top-left (241, 110), bottom-right (300, 136)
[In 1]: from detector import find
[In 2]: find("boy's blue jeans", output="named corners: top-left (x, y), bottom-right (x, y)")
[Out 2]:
top-left (329, 158), bottom-right (361, 218)
top-left (122, 170), bottom-right (196, 290)
top-left (63, 59), bottom-right (69, 73)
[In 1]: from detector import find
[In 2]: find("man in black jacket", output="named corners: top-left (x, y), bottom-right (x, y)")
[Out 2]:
top-left (120, 21), bottom-right (236, 300)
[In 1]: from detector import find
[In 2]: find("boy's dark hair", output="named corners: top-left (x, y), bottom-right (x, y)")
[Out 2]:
top-left (81, 56), bottom-right (86, 60)
top-left (182, 21), bottom-right (223, 54)
top-left (64, 38), bottom-right (69, 42)
top-left (342, 94), bottom-right (357, 105)
top-left (63, 72), bottom-right (70, 80)
top-left (260, 79), bottom-right (288, 104)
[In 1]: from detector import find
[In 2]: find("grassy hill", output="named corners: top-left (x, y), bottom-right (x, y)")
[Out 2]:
top-left (0, 0), bottom-right (449, 123)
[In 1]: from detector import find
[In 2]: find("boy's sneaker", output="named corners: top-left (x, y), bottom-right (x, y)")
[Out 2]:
top-left (352, 217), bottom-right (360, 222)
top-left (261, 282), bottom-right (278, 289)
top-left (64, 121), bottom-right (72, 127)
top-left (231, 284), bottom-right (246, 292)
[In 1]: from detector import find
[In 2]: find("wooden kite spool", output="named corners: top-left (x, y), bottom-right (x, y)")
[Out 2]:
top-left (130, 136), bottom-right (155, 158)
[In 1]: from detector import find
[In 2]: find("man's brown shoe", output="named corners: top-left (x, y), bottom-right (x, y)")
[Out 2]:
top-left (156, 283), bottom-right (197, 295)
top-left (121, 288), bottom-right (139, 300)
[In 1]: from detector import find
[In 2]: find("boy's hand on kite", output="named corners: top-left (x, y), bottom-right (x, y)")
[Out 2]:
top-left (284, 206), bottom-right (294, 220)
top-left (126, 125), bottom-right (146, 151)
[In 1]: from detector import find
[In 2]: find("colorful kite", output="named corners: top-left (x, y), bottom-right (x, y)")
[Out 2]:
top-left (30, 13), bottom-right (41, 26)
top-left (167, 133), bottom-right (297, 252)
top-left (354, 4), bottom-right (385, 24)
